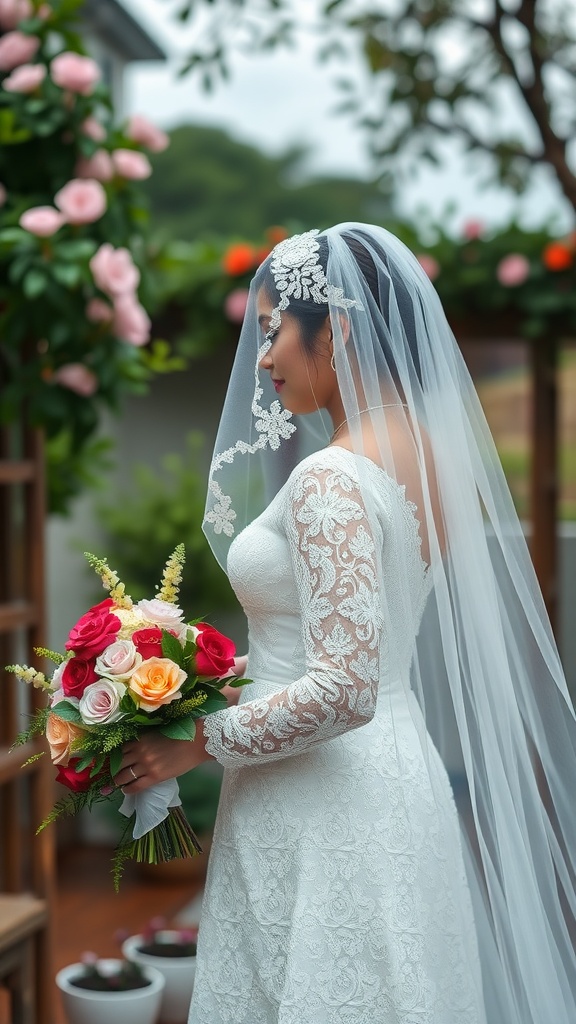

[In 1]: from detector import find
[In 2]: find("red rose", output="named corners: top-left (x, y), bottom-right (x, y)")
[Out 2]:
top-left (132, 627), bottom-right (164, 661)
top-left (55, 758), bottom-right (99, 793)
top-left (65, 602), bottom-right (120, 658)
top-left (194, 624), bottom-right (236, 678)
top-left (61, 657), bottom-right (98, 698)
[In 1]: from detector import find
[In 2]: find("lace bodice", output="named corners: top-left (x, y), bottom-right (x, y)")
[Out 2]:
top-left (203, 447), bottom-right (432, 766)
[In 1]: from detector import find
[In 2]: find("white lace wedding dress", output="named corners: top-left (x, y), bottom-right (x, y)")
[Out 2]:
top-left (189, 446), bottom-right (487, 1024)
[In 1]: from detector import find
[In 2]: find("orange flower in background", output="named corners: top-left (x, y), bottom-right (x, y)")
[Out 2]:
top-left (266, 225), bottom-right (288, 246)
top-left (542, 242), bottom-right (573, 271)
top-left (222, 243), bottom-right (256, 276)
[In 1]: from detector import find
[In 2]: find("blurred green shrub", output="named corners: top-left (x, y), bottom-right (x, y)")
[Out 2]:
top-left (97, 431), bottom-right (238, 615)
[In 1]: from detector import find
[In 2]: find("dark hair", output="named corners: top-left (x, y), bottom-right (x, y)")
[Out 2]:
top-left (254, 229), bottom-right (422, 386)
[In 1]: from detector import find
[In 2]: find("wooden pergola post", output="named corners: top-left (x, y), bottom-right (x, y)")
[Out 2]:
top-left (530, 337), bottom-right (559, 634)
top-left (450, 316), bottom-right (561, 637)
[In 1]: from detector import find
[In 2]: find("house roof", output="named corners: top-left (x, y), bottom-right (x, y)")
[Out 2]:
top-left (82, 0), bottom-right (166, 62)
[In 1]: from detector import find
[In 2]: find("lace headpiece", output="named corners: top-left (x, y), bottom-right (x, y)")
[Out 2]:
top-left (204, 229), bottom-right (362, 542)
top-left (268, 229), bottom-right (363, 332)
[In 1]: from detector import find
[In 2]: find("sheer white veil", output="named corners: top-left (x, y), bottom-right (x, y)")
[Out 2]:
top-left (203, 222), bottom-right (576, 1022)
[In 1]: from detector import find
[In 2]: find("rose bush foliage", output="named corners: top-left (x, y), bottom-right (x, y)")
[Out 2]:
top-left (0, 0), bottom-right (179, 513)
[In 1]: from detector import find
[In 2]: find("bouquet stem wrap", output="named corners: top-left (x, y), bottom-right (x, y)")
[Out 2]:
top-left (119, 778), bottom-right (182, 840)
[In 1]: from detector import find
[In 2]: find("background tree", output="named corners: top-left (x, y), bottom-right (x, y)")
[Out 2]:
top-left (143, 124), bottom-right (393, 239)
top-left (166, 0), bottom-right (576, 213)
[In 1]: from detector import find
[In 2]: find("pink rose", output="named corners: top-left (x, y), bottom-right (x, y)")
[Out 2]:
top-left (112, 149), bottom-right (152, 180)
top-left (2, 62), bottom-right (44, 92)
top-left (95, 639), bottom-right (142, 681)
top-left (89, 243), bottom-right (139, 296)
top-left (79, 678), bottom-right (125, 725)
top-left (0, 0), bottom-right (33, 30)
top-left (125, 114), bottom-right (169, 153)
top-left (462, 219), bottom-right (484, 240)
top-left (54, 178), bottom-right (106, 225)
top-left (81, 115), bottom-right (106, 142)
top-left (19, 205), bottom-right (65, 237)
top-left (50, 51), bottom-right (100, 95)
top-left (496, 253), bottom-right (530, 287)
top-left (0, 30), bottom-right (39, 70)
top-left (0, 183), bottom-right (6, 206)
top-left (113, 295), bottom-right (151, 347)
top-left (75, 149), bottom-right (114, 182)
top-left (86, 297), bottom-right (112, 323)
top-left (224, 288), bottom-right (249, 323)
top-left (53, 363), bottom-right (98, 397)
top-left (416, 254), bottom-right (440, 281)
top-left (65, 600), bottom-right (121, 659)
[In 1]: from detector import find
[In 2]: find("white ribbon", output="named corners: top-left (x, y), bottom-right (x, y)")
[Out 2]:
top-left (119, 778), bottom-right (181, 840)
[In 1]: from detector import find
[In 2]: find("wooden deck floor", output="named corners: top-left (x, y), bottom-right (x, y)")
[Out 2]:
top-left (53, 844), bottom-right (204, 1024)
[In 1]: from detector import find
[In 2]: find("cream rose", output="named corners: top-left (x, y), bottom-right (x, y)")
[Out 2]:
top-left (136, 598), bottom-right (184, 632)
top-left (95, 639), bottom-right (141, 682)
top-left (46, 711), bottom-right (86, 765)
top-left (128, 657), bottom-right (187, 712)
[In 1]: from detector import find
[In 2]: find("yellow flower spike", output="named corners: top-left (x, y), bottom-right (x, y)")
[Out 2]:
top-left (158, 543), bottom-right (186, 605)
top-left (34, 646), bottom-right (66, 666)
top-left (6, 664), bottom-right (50, 689)
top-left (84, 552), bottom-right (133, 608)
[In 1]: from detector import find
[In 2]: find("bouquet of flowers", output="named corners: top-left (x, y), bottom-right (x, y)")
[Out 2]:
top-left (7, 544), bottom-right (247, 887)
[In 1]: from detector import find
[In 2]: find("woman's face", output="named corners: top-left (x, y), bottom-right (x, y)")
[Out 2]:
top-left (256, 291), bottom-right (338, 416)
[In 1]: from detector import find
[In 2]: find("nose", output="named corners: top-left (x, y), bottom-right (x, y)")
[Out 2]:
top-left (259, 347), bottom-right (273, 371)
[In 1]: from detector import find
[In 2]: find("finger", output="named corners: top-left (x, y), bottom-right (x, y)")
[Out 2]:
top-left (114, 763), bottom-right (140, 789)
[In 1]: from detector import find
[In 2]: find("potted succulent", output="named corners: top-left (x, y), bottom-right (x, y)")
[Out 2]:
top-left (122, 918), bottom-right (198, 1024)
top-left (55, 953), bottom-right (165, 1024)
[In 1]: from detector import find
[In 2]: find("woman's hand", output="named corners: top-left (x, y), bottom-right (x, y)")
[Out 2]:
top-left (114, 720), bottom-right (213, 795)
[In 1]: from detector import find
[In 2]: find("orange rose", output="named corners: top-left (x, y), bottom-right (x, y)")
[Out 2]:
top-left (222, 243), bottom-right (256, 276)
top-left (542, 242), bottom-right (573, 271)
top-left (129, 657), bottom-right (187, 712)
top-left (46, 712), bottom-right (87, 765)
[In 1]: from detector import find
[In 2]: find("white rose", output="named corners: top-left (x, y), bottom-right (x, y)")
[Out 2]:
top-left (79, 679), bottom-right (125, 725)
top-left (136, 598), bottom-right (184, 631)
top-left (50, 661), bottom-right (67, 692)
top-left (95, 640), bottom-right (142, 682)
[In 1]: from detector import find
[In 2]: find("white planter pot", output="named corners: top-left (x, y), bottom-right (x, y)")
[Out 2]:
top-left (56, 958), bottom-right (165, 1024)
top-left (123, 931), bottom-right (197, 1024)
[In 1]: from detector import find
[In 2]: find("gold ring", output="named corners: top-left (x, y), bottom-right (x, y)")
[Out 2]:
top-left (129, 765), bottom-right (138, 780)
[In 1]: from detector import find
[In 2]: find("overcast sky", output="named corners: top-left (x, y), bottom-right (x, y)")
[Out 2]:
top-left (121, 0), bottom-right (574, 237)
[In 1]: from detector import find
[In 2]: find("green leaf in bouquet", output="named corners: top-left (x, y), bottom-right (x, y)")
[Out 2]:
top-left (160, 716), bottom-right (197, 741)
top-left (90, 754), bottom-right (106, 778)
top-left (120, 690), bottom-right (137, 714)
top-left (74, 753), bottom-right (96, 773)
top-left (109, 746), bottom-right (124, 777)
top-left (195, 692), bottom-right (228, 715)
top-left (51, 700), bottom-right (83, 724)
top-left (228, 677), bottom-right (252, 688)
top-left (161, 628), bottom-right (185, 666)
top-left (131, 712), bottom-right (158, 725)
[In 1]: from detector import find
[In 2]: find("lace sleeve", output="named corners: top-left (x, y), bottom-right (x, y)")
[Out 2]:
top-left (202, 462), bottom-right (383, 766)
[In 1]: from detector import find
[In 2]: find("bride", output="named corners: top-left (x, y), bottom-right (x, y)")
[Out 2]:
top-left (117, 223), bottom-right (576, 1023)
